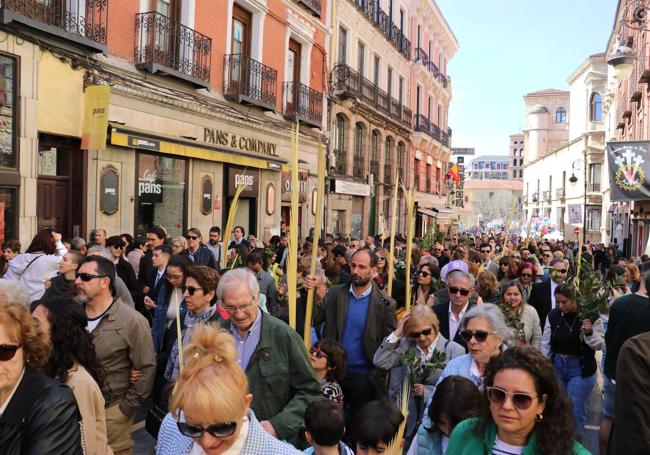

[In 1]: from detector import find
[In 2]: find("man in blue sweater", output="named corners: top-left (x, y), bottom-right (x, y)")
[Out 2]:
top-left (313, 248), bottom-right (397, 429)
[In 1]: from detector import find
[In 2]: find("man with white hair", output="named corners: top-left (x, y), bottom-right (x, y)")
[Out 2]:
top-left (433, 270), bottom-right (481, 351)
top-left (0, 278), bottom-right (30, 307)
top-left (216, 268), bottom-right (321, 445)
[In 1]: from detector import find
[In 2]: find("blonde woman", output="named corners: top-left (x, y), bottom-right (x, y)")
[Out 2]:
top-left (156, 324), bottom-right (301, 454)
top-left (499, 280), bottom-right (542, 349)
top-left (171, 236), bottom-right (189, 256)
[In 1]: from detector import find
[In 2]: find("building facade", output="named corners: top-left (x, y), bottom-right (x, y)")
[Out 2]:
top-left (509, 133), bottom-right (524, 179)
top-left (467, 155), bottom-right (509, 180)
top-left (458, 179), bottom-right (523, 228)
top-left (523, 55), bottom-right (606, 243)
top-left (0, 0), bottom-right (328, 247)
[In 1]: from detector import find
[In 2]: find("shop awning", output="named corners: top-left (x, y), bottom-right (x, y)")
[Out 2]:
top-left (108, 123), bottom-right (287, 171)
top-left (417, 208), bottom-right (439, 218)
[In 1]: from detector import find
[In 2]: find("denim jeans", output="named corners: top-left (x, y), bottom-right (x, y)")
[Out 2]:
top-left (553, 355), bottom-right (596, 434)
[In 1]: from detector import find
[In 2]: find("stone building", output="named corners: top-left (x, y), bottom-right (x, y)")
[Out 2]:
top-left (509, 133), bottom-right (524, 180)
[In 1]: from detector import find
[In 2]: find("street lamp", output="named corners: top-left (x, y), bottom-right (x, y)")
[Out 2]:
top-left (608, 1), bottom-right (650, 79)
top-left (607, 43), bottom-right (636, 80)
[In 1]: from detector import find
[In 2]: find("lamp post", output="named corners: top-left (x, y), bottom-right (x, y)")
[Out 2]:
top-left (569, 151), bottom-right (588, 245)
top-left (608, 1), bottom-right (650, 78)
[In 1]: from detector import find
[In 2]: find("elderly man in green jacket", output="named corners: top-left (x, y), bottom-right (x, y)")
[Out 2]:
top-left (217, 268), bottom-right (321, 444)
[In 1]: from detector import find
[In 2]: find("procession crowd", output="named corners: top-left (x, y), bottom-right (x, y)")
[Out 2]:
top-left (0, 224), bottom-right (648, 455)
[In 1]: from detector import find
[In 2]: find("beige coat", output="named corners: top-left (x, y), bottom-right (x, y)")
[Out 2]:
top-left (67, 364), bottom-right (113, 455)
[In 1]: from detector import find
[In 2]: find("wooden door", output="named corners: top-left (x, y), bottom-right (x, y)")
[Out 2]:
top-left (286, 39), bottom-right (301, 113)
top-left (232, 5), bottom-right (252, 94)
top-left (37, 178), bottom-right (68, 234)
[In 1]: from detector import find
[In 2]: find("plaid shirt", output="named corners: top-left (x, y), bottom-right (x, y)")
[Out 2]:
top-left (156, 410), bottom-right (302, 454)
top-left (231, 310), bottom-right (263, 371)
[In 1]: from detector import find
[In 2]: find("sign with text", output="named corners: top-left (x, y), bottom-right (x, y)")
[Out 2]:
top-left (331, 179), bottom-right (371, 197)
top-left (607, 140), bottom-right (650, 201)
top-left (568, 204), bottom-right (582, 224)
top-left (227, 168), bottom-right (259, 197)
top-left (452, 148), bottom-right (475, 155)
top-left (281, 171), bottom-right (308, 203)
top-left (81, 85), bottom-right (110, 150)
top-left (204, 127), bottom-right (278, 157)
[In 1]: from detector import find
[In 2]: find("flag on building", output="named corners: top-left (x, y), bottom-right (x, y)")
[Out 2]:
top-left (607, 141), bottom-right (650, 201)
top-left (445, 163), bottom-right (461, 183)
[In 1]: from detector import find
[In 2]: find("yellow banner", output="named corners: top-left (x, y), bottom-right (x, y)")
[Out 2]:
top-left (81, 85), bottom-right (110, 150)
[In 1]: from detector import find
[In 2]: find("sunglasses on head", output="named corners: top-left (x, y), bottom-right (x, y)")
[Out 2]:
top-left (486, 386), bottom-right (537, 410)
top-left (460, 329), bottom-right (493, 343)
top-left (408, 327), bottom-right (433, 339)
top-left (176, 421), bottom-right (238, 439)
top-left (187, 235), bottom-right (199, 240)
top-left (448, 286), bottom-right (470, 296)
top-left (309, 347), bottom-right (327, 359)
top-left (181, 285), bottom-right (203, 296)
top-left (0, 344), bottom-right (21, 361)
top-left (76, 273), bottom-right (109, 282)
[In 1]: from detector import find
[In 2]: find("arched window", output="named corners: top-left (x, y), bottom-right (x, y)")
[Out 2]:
top-left (334, 114), bottom-right (347, 174)
top-left (590, 93), bottom-right (602, 122)
top-left (384, 137), bottom-right (393, 184)
top-left (370, 130), bottom-right (380, 177)
top-left (555, 107), bottom-right (567, 123)
top-left (353, 123), bottom-right (365, 178)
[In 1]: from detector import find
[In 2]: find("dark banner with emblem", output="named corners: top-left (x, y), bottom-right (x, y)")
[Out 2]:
top-left (607, 140), bottom-right (650, 201)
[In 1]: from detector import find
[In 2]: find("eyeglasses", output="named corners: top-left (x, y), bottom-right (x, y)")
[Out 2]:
top-left (182, 285), bottom-right (203, 296)
top-left (486, 386), bottom-right (538, 410)
top-left (459, 329), bottom-right (495, 343)
top-left (176, 421), bottom-right (238, 439)
top-left (0, 344), bottom-right (21, 361)
top-left (554, 269), bottom-right (568, 274)
top-left (166, 273), bottom-right (184, 280)
top-left (172, 244), bottom-right (182, 249)
top-left (448, 287), bottom-right (470, 296)
top-left (480, 249), bottom-right (491, 253)
top-left (377, 256), bottom-right (386, 260)
top-left (309, 347), bottom-right (327, 359)
top-left (221, 299), bottom-right (254, 313)
top-left (543, 253), bottom-right (552, 257)
top-left (433, 248), bottom-right (442, 252)
top-left (76, 273), bottom-right (109, 282)
top-left (408, 327), bottom-right (433, 339)
top-left (520, 273), bottom-right (533, 277)
top-left (419, 271), bottom-right (431, 277)
top-left (186, 235), bottom-right (199, 240)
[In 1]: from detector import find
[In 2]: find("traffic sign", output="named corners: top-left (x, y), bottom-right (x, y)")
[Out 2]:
top-left (574, 227), bottom-right (580, 235)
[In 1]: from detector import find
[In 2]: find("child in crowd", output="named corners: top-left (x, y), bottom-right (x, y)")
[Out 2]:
top-left (303, 399), bottom-right (354, 455)
top-left (352, 400), bottom-right (404, 454)
top-left (309, 338), bottom-right (347, 404)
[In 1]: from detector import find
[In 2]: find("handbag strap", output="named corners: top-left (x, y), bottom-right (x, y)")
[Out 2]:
top-left (17, 254), bottom-right (43, 280)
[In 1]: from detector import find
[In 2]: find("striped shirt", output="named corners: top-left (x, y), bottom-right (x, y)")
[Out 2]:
top-left (230, 309), bottom-right (263, 371)
top-left (492, 437), bottom-right (523, 455)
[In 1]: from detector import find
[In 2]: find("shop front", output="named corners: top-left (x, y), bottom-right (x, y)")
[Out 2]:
top-left (225, 166), bottom-right (259, 238)
top-left (329, 178), bottom-right (370, 238)
top-left (280, 170), bottom-right (309, 239)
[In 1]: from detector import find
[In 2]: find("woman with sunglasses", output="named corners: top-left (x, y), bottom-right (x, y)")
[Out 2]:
top-left (541, 283), bottom-right (604, 438)
top-left (157, 324), bottom-right (301, 454)
top-left (31, 298), bottom-right (111, 455)
top-left (412, 264), bottom-right (438, 307)
top-left (164, 265), bottom-right (221, 383)
top-left (106, 235), bottom-right (142, 308)
top-left (374, 247), bottom-right (406, 309)
top-left (500, 281), bottom-right (542, 349)
top-left (446, 345), bottom-right (589, 455)
top-left (171, 236), bottom-right (189, 257)
top-left (496, 257), bottom-right (518, 288)
top-left (514, 261), bottom-right (538, 302)
top-left (309, 338), bottom-right (346, 404)
top-left (0, 301), bottom-right (83, 454)
top-left (374, 304), bottom-right (465, 439)
top-left (436, 304), bottom-right (515, 390)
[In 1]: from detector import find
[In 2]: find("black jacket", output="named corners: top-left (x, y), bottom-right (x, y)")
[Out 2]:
top-left (0, 368), bottom-right (82, 454)
top-left (528, 280), bottom-right (553, 330)
top-left (116, 257), bottom-right (142, 304)
top-left (433, 300), bottom-right (477, 352)
top-left (41, 274), bottom-right (75, 301)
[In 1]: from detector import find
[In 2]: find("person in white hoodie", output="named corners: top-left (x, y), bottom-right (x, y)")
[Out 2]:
top-left (4, 230), bottom-right (67, 302)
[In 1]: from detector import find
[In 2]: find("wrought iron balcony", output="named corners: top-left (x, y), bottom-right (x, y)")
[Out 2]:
top-left (333, 149), bottom-right (347, 174)
top-left (413, 114), bottom-right (449, 146)
top-left (415, 47), bottom-right (429, 65)
top-left (350, 0), bottom-right (410, 58)
top-left (353, 154), bottom-right (364, 178)
top-left (283, 81), bottom-right (322, 128)
top-left (0, 0), bottom-right (108, 53)
top-left (223, 54), bottom-right (277, 111)
top-left (330, 63), bottom-right (412, 129)
top-left (135, 11), bottom-right (211, 88)
top-left (295, 0), bottom-right (320, 16)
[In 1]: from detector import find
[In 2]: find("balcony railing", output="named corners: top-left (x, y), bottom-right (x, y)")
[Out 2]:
top-left (224, 54), bottom-right (277, 111)
top-left (353, 154), bottom-right (364, 178)
top-left (556, 188), bottom-right (565, 199)
top-left (333, 149), bottom-right (347, 174)
top-left (0, 0), bottom-right (108, 52)
top-left (283, 81), bottom-right (322, 128)
top-left (415, 47), bottom-right (429, 65)
top-left (413, 114), bottom-right (449, 146)
top-left (350, 0), bottom-right (410, 58)
top-left (295, 0), bottom-right (320, 17)
top-left (135, 11), bottom-right (211, 88)
top-left (330, 63), bottom-right (412, 129)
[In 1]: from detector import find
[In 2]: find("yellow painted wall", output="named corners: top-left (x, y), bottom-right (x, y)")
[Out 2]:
top-left (37, 53), bottom-right (85, 137)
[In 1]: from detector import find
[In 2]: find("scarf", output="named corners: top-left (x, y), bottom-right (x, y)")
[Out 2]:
top-left (165, 306), bottom-right (216, 382)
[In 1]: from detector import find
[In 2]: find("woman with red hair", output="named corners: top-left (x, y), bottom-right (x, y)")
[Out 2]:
top-left (514, 261), bottom-right (538, 302)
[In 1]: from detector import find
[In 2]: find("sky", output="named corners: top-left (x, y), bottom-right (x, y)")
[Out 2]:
top-left (436, 0), bottom-right (618, 158)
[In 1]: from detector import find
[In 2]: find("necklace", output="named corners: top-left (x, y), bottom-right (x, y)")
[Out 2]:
top-left (561, 313), bottom-right (577, 332)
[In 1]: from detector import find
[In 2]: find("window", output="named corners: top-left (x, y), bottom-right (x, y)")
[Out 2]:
top-left (334, 114), bottom-right (347, 173)
top-left (590, 93), bottom-right (603, 122)
top-left (589, 163), bottom-right (602, 191)
top-left (398, 76), bottom-right (404, 106)
top-left (232, 5), bottom-right (252, 56)
top-left (338, 27), bottom-right (347, 64)
top-left (357, 41), bottom-right (365, 75)
top-left (513, 158), bottom-right (517, 166)
top-left (519, 169), bottom-right (523, 178)
top-left (353, 123), bottom-right (365, 178)
top-left (137, 153), bottom-right (187, 238)
top-left (416, 85), bottom-right (421, 115)
top-left (387, 66), bottom-right (392, 98)
top-left (0, 187), bottom-right (16, 243)
top-left (370, 130), bottom-right (379, 177)
top-left (556, 107), bottom-right (567, 123)
top-left (0, 55), bottom-right (17, 168)
top-left (384, 138), bottom-right (393, 184)
top-left (587, 208), bottom-right (601, 231)
top-left (373, 55), bottom-right (380, 87)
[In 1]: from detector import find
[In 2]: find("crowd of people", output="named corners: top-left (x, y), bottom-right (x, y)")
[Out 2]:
top-left (0, 225), bottom-right (648, 455)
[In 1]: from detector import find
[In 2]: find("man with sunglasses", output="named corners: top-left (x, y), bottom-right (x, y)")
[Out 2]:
top-left (185, 228), bottom-right (216, 269)
top-left (432, 241), bottom-right (450, 268)
top-left (77, 255), bottom-right (155, 455)
top-left (313, 248), bottom-right (397, 428)
top-left (479, 243), bottom-right (499, 275)
top-left (528, 258), bottom-right (568, 330)
top-left (433, 270), bottom-right (479, 351)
